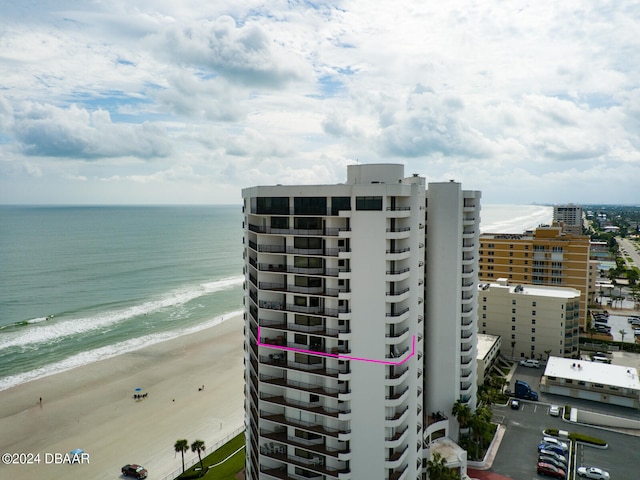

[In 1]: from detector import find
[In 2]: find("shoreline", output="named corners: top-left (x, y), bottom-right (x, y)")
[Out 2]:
top-left (0, 309), bottom-right (244, 392)
top-left (0, 313), bottom-right (246, 480)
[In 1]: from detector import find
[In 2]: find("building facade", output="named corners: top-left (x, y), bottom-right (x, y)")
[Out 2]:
top-left (478, 227), bottom-right (590, 329)
top-left (553, 204), bottom-right (583, 236)
top-left (478, 279), bottom-right (581, 360)
top-left (242, 164), bottom-right (480, 480)
top-left (540, 356), bottom-right (640, 409)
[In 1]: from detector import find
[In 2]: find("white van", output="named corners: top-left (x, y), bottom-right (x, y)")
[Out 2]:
top-left (519, 359), bottom-right (540, 368)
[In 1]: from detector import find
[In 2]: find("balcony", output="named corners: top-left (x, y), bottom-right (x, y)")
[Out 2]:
top-left (248, 224), bottom-right (350, 237)
top-left (385, 326), bottom-right (411, 344)
top-left (258, 264), bottom-right (351, 277)
top-left (385, 246), bottom-right (411, 261)
top-left (259, 282), bottom-right (350, 298)
top-left (386, 287), bottom-right (410, 302)
top-left (260, 429), bottom-right (348, 458)
top-left (385, 405), bottom-right (409, 427)
top-left (260, 319), bottom-right (348, 338)
top-left (260, 393), bottom-right (348, 418)
top-left (260, 411), bottom-right (346, 438)
top-left (260, 449), bottom-right (349, 479)
top-left (385, 307), bottom-right (410, 324)
top-left (258, 300), bottom-right (350, 318)
top-left (385, 444), bottom-right (409, 469)
top-left (385, 425), bottom-right (408, 448)
top-left (259, 374), bottom-right (348, 398)
top-left (385, 386), bottom-right (409, 407)
top-left (259, 355), bottom-right (349, 378)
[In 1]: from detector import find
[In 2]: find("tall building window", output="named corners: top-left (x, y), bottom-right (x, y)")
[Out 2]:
top-left (331, 196), bottom-right (351, 215)
top-left (355, 196), bottom-right (382, 210)
top-left (294, 197), bottom-right (327, 215)
top-left (256, 196), bottom-right (289, 214)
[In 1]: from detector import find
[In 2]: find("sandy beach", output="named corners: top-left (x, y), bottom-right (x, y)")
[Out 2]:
top-left (0, 314), bottom-right (245, 480)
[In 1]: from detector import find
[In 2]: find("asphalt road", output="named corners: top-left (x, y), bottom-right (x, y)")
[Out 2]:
top-left (489, 365), bottom-right (640, 479)
top-left (618, 237), bottom-right (640, 270)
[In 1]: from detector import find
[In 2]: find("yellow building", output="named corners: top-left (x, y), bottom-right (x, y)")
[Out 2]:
top-left (479, 226), bottom-right (590, 329)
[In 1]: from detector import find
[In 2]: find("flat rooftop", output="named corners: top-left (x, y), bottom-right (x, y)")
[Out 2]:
top-left (477, 333), bottom-right (500, 360)
top-left (479, 281), bottom-right (580, 299)
top-left (543, 356), bottom-right (640, 391)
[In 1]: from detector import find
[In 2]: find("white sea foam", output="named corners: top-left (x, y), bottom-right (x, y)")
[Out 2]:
top-left (0, 309), bottom-right (243, 392)
top-left (480, 205), bottom-right (553, 234)
top-left (0, 276), bottom-right (243, 351)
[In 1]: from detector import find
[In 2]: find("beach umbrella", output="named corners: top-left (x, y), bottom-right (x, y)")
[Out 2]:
top-left (70, 449), bottom-right (84, 455)
top-left (134, 387), bottom-right (143, 392)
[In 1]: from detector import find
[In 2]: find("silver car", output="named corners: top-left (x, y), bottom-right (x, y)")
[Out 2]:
top-left (577, 466), bottom-right (610, 480)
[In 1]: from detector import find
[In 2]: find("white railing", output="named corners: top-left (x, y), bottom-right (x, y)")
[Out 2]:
top-left (161, 425), bottom-right (245, 480)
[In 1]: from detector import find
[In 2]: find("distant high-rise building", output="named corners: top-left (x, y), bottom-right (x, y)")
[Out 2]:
top-left (478, 227), bottom-right (590, 334)
top-left (553, 204), bottom-right (583, 235)
top-left (242, 164), bottom-right (481, 479)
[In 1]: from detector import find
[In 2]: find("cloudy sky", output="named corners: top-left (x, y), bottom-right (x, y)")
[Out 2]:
top-left (1, 1), bottom-right (639, 205)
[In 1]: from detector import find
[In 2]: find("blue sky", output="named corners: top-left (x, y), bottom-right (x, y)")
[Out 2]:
top-left (1, 1), bottom-right (639, 205)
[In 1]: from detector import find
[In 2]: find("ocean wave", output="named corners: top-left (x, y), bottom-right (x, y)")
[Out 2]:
top-left (0, 309), bottom-right (243, 392)
top-left (480, 205), bottom-right (553, 234)
top-left (0, 276), bottom-right (243, 351)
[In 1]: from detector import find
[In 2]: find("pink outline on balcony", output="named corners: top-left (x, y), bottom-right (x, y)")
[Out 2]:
top-left (257, 326), bottom-right (416, 365)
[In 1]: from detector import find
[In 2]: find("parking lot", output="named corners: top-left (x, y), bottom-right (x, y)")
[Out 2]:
top-left (489, 365), bottom-right (640, 478)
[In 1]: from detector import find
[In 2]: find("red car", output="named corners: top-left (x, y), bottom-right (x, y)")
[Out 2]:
top-left (537, 461), bottom-right (566, 479)
top-left (121, 464), bottom-right (148, 479)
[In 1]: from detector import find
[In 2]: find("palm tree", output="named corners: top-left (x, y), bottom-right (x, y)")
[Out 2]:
top-left (469, 405), bottom-right (492, 460)
top-left (451, 400), bottom-right (472, 439)
top-left (427, 452), bottom-right (460, 480)
top-left (191, 439), bottom-right (206, 474)
top-left (174, 439), bottom-right (189, 473)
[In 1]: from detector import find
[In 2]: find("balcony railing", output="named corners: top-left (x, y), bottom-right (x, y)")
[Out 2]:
top-left (248, 224), bottom-right (350, 236)
top-left (260, 319), bottom-right (348, 337)
top-left (259, 374), bottom-right (348, 398)
top-left (260, 411), bottom-right (348, 438)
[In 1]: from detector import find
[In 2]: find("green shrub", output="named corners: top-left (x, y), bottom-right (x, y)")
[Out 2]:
top-left (568, 432), bottom-right (607, 446)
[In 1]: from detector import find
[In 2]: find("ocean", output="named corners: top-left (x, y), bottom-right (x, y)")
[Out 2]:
top-left (0, 204), bottom-right (552, 391)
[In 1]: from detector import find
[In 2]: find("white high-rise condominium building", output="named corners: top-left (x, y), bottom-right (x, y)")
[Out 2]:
top-left (553, 204), bottom-right (583, 235)
top-left (242, 164), bottom-right (481, 480)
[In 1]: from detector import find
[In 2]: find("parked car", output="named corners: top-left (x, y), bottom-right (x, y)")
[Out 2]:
top-left (510, 399), bottom-right (520, 410)
top-left (541, 436), bottom-right (569, 451)
top-left (549, 405), bottom-right (560, 417)
top-left (576, 466), bottom-right (610, 479)
top-left (539, 455), bottom-right (567, 470)
top-left (538, 443), bottom-right (567, 456)
top-left (537, 461), bottom-right (566, 479)
top-left (519, 359), bottom-right (540, 368)
top-left (121, 464), bottom-right (148, 479)
top-left (538, 449), bottom-right (568, 466)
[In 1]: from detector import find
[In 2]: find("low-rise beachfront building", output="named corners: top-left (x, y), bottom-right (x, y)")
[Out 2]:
top-left (476, 334), bottom-right (501, 386)
top-left (479, 279), bottom-right (581, 360)
top-left (540, 356), bottom-right (640, 409)
top-left (242, 164), bottom-right (481, 480)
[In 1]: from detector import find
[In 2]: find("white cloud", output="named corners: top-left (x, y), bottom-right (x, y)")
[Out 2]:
top-left (0, 1), bottom-right (639, 204)
top-left (13, 103), bottom-right (172, 159)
